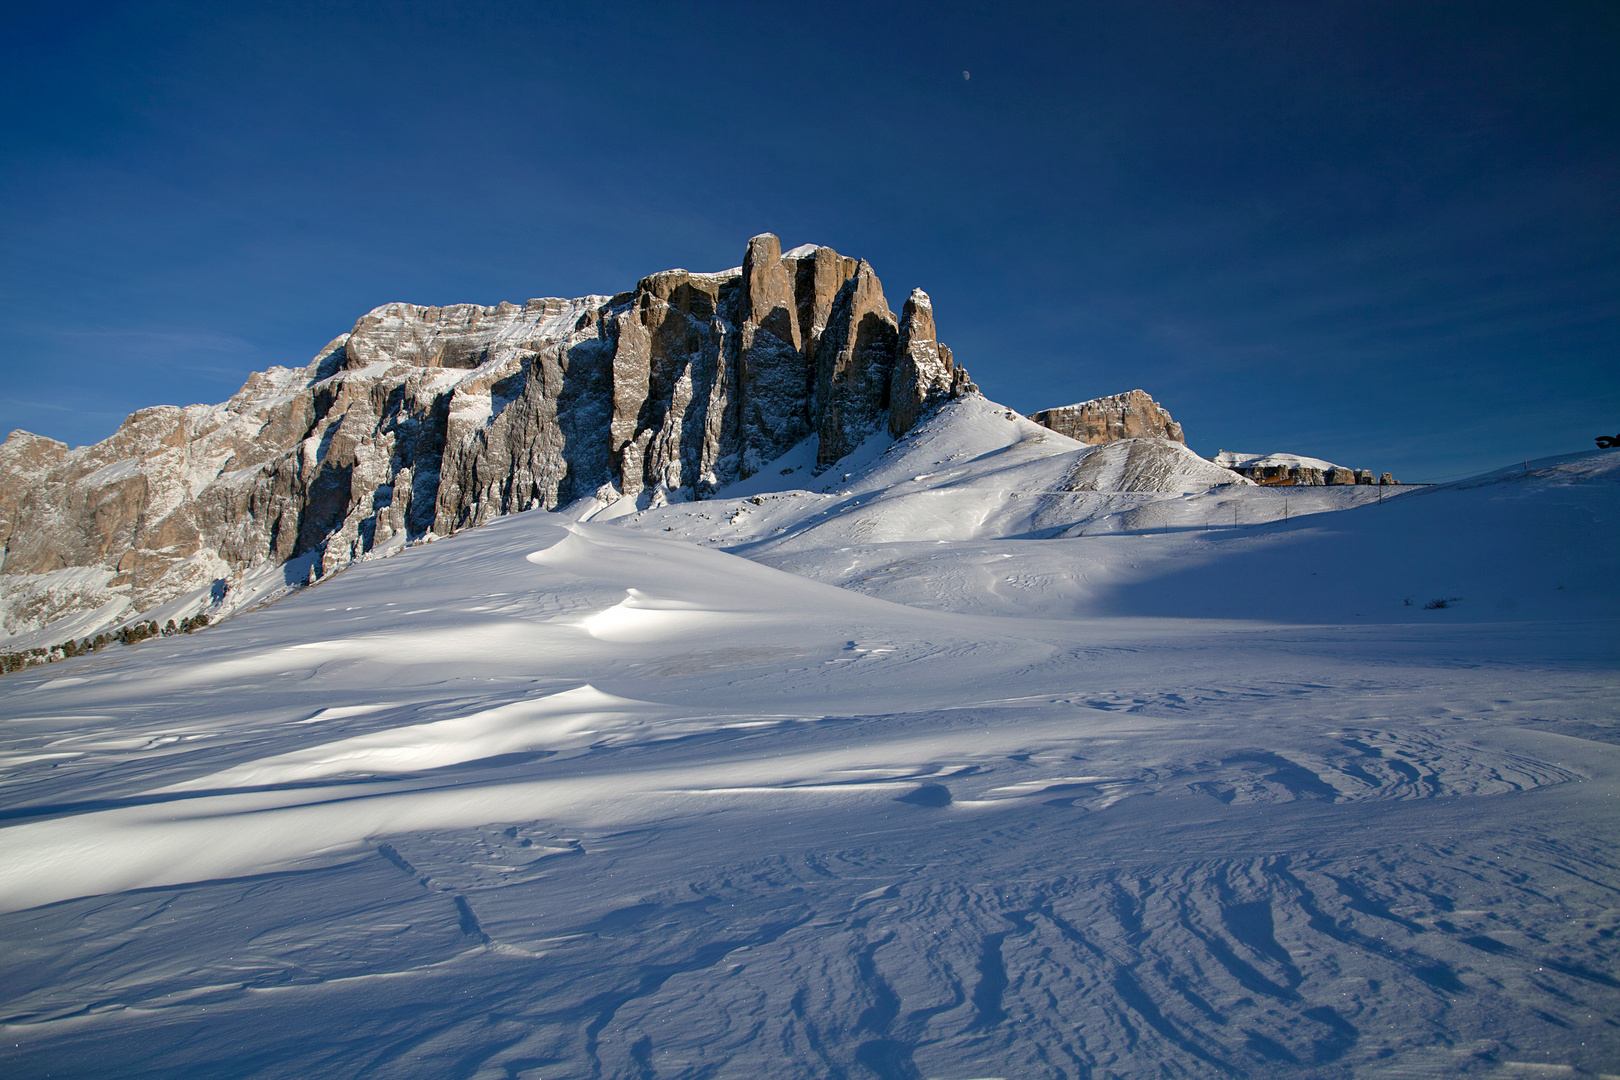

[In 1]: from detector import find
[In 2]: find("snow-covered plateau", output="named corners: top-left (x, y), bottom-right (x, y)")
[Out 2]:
top-left (1, 397), bottom-right (1617, 1079)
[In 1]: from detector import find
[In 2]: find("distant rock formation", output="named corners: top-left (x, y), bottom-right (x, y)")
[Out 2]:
top-left (1028, 390), bottom-right (1184, 445)
top-left (1210, 451), bottom-right (1399, 487)
top-left (0, 235), bottom-right (974, 638)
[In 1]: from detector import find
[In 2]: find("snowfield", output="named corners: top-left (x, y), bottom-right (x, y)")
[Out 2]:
top-left (1, 398), bottom-right (1616, 1079)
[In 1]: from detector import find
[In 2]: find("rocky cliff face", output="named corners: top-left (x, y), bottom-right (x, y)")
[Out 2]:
top-left (1028, 389), bottom-right (1184, 445)
top-left (1209, 451), bottom-right (1398, 487)
top-left (0, 235), bottom-right (973, 639)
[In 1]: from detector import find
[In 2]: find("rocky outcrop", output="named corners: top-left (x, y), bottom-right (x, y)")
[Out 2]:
top-left (888, 289), bottom-right (972, 437)
top-left (1028, 390), bottom-right (1184, 445)
top-left (0, 235), bottom-right (974, 639)
top-left (0, 432), bottom-right (67, 554)
top-left (813, 261), bottom-right (899, 463)
top-left (1209, 451), bottom-right (1399, 487)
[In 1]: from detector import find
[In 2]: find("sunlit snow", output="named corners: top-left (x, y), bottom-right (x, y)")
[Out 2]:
top-left (1, 398), bottom-right (1616, 1079)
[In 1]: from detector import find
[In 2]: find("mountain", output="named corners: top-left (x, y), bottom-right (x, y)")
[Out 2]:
top-left (0, 235), bottom-right (975, 644)
top-left (5, 233), bottom-right (1616, 1078)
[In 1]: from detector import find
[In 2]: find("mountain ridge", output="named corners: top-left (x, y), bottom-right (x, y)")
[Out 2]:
top-left (1, 235), bottom-right (980, 641)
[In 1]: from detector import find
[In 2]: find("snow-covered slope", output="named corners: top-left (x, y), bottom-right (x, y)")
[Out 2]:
top-left (609, 395), bottom-right (1265, 550)
top-left (1213, 449), bottom-right (1342, 471)
top-left (604, 396), bottom-right (1427, 619)
top-left (1, 434), bottom-right (1616, 1078)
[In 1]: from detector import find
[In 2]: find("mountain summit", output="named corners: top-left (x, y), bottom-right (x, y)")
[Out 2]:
top-left (0, 235), bottom-right (977, 639)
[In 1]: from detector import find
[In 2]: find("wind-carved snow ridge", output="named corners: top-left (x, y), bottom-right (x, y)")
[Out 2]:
top-left (159, 684), bottom-right (656, 789)
top-left (579, 590), bottom-right (743, 644)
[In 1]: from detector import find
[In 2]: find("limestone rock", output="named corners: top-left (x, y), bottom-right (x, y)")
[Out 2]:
top-left (1028, 390), bottom-right (1185, 445)
top-left (888, 289), bottom-right (956, 438)
top-left (736, 236), bottom-right (864, 474)
top-left (0, 432), bottom-right (67, 553)
top-left (813, 261), bottom-right (899, 464)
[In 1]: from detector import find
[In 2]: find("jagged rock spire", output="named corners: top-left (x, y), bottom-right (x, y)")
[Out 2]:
top-left (888, 288), bottom-right (956, 438)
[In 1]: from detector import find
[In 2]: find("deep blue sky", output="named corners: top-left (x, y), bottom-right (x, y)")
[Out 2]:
top-left (3, 1), bottom-right (1615, 481)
